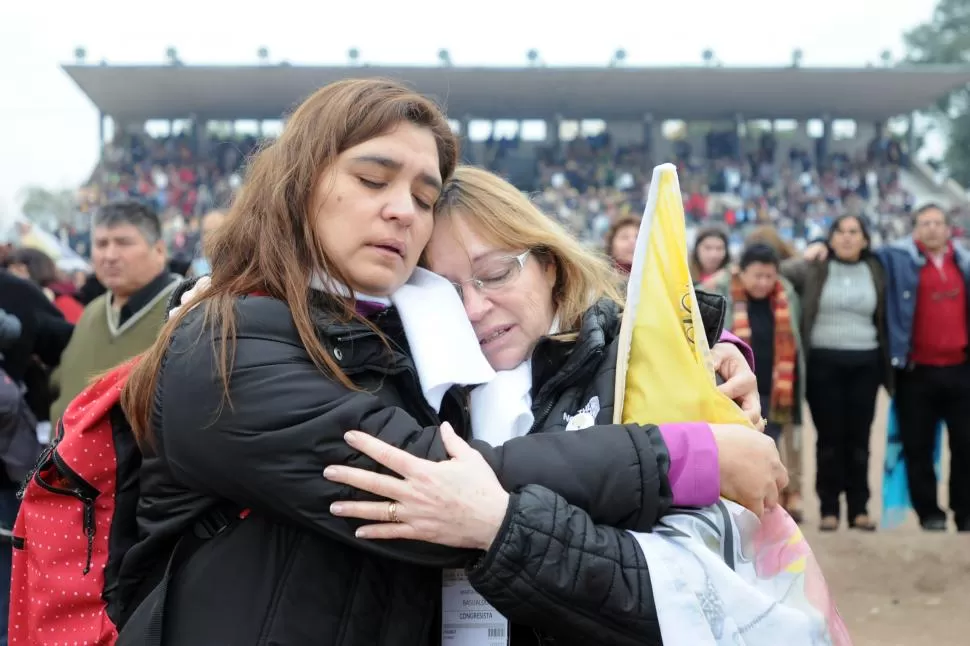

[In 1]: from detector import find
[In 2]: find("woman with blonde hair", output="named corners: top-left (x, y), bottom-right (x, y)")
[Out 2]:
top-left (114, 82), bottom-right (776, 646)
top-left (325, 166), bottom-right (786, 645)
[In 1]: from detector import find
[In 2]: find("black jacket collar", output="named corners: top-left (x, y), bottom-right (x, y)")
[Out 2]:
top-left (531, 299), bottom-right (620, 416)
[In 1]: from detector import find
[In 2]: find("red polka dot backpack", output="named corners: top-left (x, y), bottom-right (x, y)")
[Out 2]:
top-left (9, 282), bottom-right (251, 646)
top-left (8, 360), bottom-right (140, 645)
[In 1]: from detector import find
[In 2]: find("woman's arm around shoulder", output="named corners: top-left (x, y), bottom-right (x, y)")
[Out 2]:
top-left (471, 420), bottom-right (674, 532)
top-left (780, 256), bottom-right (812, 295)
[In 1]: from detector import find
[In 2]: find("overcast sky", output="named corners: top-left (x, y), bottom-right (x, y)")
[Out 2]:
top-left (0, 0), bottom-right (941, 217)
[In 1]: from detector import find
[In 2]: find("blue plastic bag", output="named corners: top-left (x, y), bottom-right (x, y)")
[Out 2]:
top-left (881, 399), bottom-right (944, 529)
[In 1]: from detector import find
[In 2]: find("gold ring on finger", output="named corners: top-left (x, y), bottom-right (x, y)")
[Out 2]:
top-left (387, 502), bottom-right (400, 523)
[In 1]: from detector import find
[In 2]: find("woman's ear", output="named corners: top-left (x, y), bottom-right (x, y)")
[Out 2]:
top-left (538, 253), bottom-right (558, 286)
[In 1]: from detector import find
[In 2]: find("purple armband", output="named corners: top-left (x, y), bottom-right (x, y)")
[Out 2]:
top-left (658, 423), bottom-right (720, 507)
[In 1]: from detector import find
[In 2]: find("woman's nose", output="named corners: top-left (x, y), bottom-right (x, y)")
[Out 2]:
top-left (462, 287), bottom-right (491, 322)
top-left (383, 188), bottom-right (417, 224)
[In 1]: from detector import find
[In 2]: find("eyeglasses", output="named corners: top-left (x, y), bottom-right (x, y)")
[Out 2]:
top-left (450, 250), bottom-right (531, 300)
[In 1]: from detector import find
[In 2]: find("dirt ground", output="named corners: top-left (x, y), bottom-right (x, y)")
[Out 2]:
top-left (799, 391), bottom-right (969, 646)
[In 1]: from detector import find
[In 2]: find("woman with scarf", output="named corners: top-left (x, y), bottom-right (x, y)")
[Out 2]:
top-left (116, 81), bottom-right (779, 646)
top-left (323, 167), bottom-right (787, 646)
top-left (703, 241), bottom-right (807, 522)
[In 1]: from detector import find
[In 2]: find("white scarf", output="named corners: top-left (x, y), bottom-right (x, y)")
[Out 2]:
top-left (309, 273), bottom-right (392, 308)
top-left (312, 268), bottom-right (495, 412)
top-left (389, 269), bottom-right (495, 411)
top-left (469, 316), bottom-right (560, 444)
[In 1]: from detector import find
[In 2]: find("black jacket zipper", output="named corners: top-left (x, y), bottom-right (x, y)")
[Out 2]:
top-left (528, 345), bottom-right (604, 433)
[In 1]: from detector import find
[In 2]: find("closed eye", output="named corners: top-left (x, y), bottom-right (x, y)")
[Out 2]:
top-left (414, 196), bottom-right (432, 211)
top-left (359, 178), bottom-right (386, 189)
top-left (479, 267), bottom-right (513, 285)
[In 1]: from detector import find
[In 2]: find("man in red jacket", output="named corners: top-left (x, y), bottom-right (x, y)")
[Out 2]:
top-left (889, 204), bottom-right (970, 532)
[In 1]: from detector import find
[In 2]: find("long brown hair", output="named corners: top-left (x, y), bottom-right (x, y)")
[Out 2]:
top-left (122, 79), bottom-right (458, 448)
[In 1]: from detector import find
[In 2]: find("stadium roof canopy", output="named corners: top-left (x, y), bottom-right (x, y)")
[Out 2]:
top-left (63, 64), bottom-right (970, 124)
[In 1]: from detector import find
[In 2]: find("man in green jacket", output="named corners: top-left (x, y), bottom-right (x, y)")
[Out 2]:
top-left (50, 201), bottom-right (179, 424)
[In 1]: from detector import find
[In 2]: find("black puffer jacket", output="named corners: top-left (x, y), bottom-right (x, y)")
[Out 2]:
top-left (118, 292), bottom-right (682, 646)
top-left (467, 294), bottom-right (727, 646)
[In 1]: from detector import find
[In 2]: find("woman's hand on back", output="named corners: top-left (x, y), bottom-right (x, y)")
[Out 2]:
top-left (711, 423), bottom-right (788, 518)
top-left (325, 423), bottom-right (510, 550)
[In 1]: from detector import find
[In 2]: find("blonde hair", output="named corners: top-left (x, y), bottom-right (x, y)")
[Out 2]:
top-left (433, 166), bottom-right (621, 333)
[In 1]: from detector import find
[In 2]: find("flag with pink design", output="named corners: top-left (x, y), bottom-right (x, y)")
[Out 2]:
top-left (629, 502), bottom-right (852, 646)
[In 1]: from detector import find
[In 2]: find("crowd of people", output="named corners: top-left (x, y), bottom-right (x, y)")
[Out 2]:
top-left (0, 80), bottom-right (968, 645)
top-left (595, 191), bottom-right (970, 535)
top-left (32, 120), bottom-right (957, 270)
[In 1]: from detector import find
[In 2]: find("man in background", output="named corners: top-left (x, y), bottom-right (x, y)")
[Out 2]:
top-left (881, 203), bottom-right (970, 532)
top-left (50, 201), bottom-right (179, 424)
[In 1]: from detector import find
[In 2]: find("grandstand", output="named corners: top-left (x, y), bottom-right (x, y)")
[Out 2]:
top-left (59, 63), bottom-right (970, 258)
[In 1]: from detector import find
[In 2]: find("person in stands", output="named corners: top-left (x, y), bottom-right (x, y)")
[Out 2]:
top-left (117, 80), bottom-right (779, 645)
top-left (188, 209), bottom-right (227, 277)
top-left (6, 247), bottom-right (85, 324)
top-left (604, 215), bottom-right (640, 277)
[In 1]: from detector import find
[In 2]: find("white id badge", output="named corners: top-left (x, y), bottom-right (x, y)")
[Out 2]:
top-left (441, 568), bottom-right (509, 646)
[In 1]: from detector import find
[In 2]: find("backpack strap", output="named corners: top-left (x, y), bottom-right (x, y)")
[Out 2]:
top-left (142, 503), bottom-right (248, 646)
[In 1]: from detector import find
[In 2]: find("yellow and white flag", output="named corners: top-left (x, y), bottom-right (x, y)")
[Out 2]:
top-left (613, 163), bottom-right (750, 427)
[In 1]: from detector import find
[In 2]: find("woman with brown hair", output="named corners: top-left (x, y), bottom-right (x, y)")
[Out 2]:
top-left (745, 224), bottom-right (798, 261)
top-left (782, 214), bottom-right (887, 531)
top-left (690, 224), bottom-right (731, 287)
top-left (604, 215), bottom-right (641, 275)
top-left (114, 80), bottom-right (770, 646)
